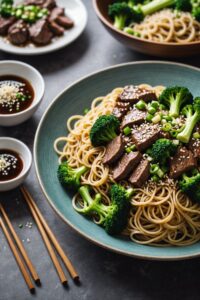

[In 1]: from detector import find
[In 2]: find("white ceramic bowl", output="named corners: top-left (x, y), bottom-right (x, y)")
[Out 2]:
top-left (0, 60), bottom-right (45, 126)
top-left (0, 137), bottom-right (32, 191)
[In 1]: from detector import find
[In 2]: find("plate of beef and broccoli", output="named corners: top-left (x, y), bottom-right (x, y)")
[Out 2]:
top-left (0, 0), bottom-right (87, 55)
top-left (34, 61), bottom-right (200, 260)
top-left (93, 0), bottom-right (200, 57)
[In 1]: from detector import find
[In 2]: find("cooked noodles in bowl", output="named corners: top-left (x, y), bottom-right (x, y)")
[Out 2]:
top-left (107, 1), bottom-right (200, 44)
top-left (54, 84), bottom-right (200, 247)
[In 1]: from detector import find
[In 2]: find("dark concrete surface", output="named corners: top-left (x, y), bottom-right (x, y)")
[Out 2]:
top-left (0, 1), bottom-right (200, 300)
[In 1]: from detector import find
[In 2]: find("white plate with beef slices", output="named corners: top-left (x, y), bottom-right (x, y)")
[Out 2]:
top-left (0, 0), bottom-right (87, 55)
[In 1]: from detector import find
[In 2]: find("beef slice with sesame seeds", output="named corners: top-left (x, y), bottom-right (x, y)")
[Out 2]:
top-left (131, 124), bottom-right (160, 151)
top-left (0, 17), bottom-right (15, 35)
top-left (112, 101), bottom-right (131, 120)
top-left (103, 135), bottom-right (125, 165)
top-left (119, 86), bottom-right (157, 103)
top-left (8, 20), bottom-right (29, 45)
top-left (121, 107), bottom-right (147, 129)
top-left (169, 147), bottom-right (197, 179)
top-left (189, 124), bottom-right (200, 159)
top-left (129, 159), bottom-right (150, 187)
top-left (112, 151), bottom-right (142, 181)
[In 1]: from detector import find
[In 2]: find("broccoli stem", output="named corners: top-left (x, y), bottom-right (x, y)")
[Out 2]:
top-left (78, 186), bottom-right (114, 223)
top-left (169, 94), bottom-right (183, 117)
top-left (126, 188), bottom-right (135, 199)
top-left (106, 128), bottom-right (118, 140)
top-left (177, 112), bottom-right (199, 143)
top-left (114, 15), bottom-right (127, 30)
top-left (141, 0), bottom-right (174, 15)
top-left (74, 166), bottom-right (88, 178)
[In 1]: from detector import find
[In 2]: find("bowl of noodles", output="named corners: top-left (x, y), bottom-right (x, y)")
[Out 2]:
top-left (34, 61), bottom-right (200, 260)
top-left (93, 0), bottom-right (200, 57)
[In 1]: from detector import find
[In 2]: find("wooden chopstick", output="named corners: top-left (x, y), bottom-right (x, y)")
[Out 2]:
top-left (21, 186), bottom-right (79, 282)
top-left (0, 217), bottom-right (35, 293)
top-left (21, 188), bottom-right (68, 286)
top-left (0, 203), bottom-right (40, 285)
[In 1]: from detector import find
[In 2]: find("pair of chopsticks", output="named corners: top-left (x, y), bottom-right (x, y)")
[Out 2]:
top-left (0, 203), bottom-right (39, 293)
top-left (20, 186), bottom-right (79, 286)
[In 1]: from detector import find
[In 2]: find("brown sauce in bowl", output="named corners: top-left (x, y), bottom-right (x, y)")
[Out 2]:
top-left (0, 149), bottom-right (23, 181)
top-left (0, 75), bottom-right (34, 114)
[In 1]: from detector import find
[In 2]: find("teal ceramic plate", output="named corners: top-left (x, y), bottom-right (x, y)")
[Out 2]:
top-left (34, 61), bottom-right (200, 260)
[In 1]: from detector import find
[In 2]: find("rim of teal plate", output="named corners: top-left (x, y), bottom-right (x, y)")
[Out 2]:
top-left (34, 60), bottom-right (200, 260)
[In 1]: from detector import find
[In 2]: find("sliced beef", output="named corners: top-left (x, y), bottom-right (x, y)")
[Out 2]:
top-left (0, 17), bottom-right (15, 35)
top-left (119, 86), bottom-right (157, 103)
top-left (112, 101), bottom-right (131, 120)
top-left (24, 0), bottom-right (56, 9)
top-left (131, 123), bottom-right (160, 151)
top-left (113, 151), bottom-right (142, 181)
top-left (189, 125), bottom-right (200, 159)
top-left (8, 20), bottom-right (29, 45)
top-left (56, 15), bottom-right (74, 29)
top-left (49, 21), bottom-right (64, 35)
top-left (29, 19), bottom-right (53, 45)
top-left (169, 147), bottom-right (197, 179)
top-left (189, 138), bottom-right (200, 159)
top-left (121, 107), bottom-right (147, 129)
top-left (103, 135), bottom-right (125, 165)
top-left (49, 7), bottom-right (64, 21)
top-left (43, 0), bottom-right (56, 9)
top-left (129, 159), bottom-right (150, 187)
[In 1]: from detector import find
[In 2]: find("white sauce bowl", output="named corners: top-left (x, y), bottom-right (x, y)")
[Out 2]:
top-left (0, 60), bottom-right (45, 126)
top-left (0, 137), bottom-right (32, 191)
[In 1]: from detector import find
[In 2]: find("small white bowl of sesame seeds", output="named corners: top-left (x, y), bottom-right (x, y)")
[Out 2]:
top-left (0, 60), bottom-right (45, 126)
top-left (0, 137), bottom-right (32, 191)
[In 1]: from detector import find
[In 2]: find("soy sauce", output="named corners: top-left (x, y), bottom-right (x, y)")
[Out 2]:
top-left (0, 149), bottom-right (23, 181)
top-left (0, 75), bottom-right (34, 114)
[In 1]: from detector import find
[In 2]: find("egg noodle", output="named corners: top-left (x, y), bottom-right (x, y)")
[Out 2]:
top-left (54, 84), bottom-right (200, 247)
top-left (132, 9), bottom-right (200, 43)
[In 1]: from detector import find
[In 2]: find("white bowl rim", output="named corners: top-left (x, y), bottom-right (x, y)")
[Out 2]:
top-left (0, 60), bottom-right (45, 118)
top-left (0, 137), bottom-right (32, 184)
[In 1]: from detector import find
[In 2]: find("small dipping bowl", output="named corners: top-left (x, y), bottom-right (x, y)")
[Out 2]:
top-left (0, 137), bottom-right (32, 191)
top-left (0, 60), bottom-right (45, 126)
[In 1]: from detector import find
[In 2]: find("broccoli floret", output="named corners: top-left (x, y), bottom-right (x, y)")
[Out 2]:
top-left (159, 86), bottom-right (193, 117)
top-left (192, 6), bottom-right (200, 20)
top-left (150, 138), bottom-right (177, 165)
top-left (179, 170), bottom-right (200, 202)
top-left (76, 184), bottom-right (134, 235)
top-left (57, 162), bottom-right (88, 190)
top-left (109, 0), bottom-right (192, 28)
top-left (90, 115), bottom-right (120, 147)
top-left (191, 0), bottom-right (200, 21)
top-left (108, 2), bottom-right (140, 29)
top-left (0, 0), bottom-right (14, 17)
top-left (177, 97), bottom-right (200, 143)
top-left (139, 0), bottom-right (192, 16)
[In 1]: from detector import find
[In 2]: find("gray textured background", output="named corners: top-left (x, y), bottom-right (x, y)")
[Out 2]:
top-left (0, 1), bottom-right (200, 300)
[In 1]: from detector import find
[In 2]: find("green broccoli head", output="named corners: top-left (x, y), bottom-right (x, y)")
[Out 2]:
top-left (177, 97), bottom-right (200, 143)
top-left (150, 138), bottom-right (177, 165)
top-left (104, 184), bottom-right (134, 235)
top-left (159, 86), bottom-right (193, 117)
top-left (75, 184), bottom-right (134, 235)
top-left (90, 114), bottom-right (120, 147)
top-left (191, 0), bottom-right (200, 21)
top-left (179, 170), bottom-right (200, 202)
top-left (175, 0), bottom-right (192, 10)
top-left (108, 2), bottom-right (137, 29)
top-left (57, 162), bottom-right (88, 190)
